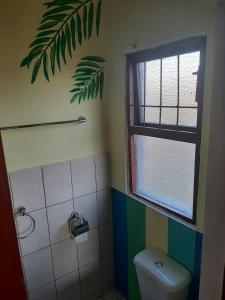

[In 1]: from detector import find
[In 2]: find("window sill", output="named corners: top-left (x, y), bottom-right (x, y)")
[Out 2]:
top-left (127, 191), bottom-right (197, 231)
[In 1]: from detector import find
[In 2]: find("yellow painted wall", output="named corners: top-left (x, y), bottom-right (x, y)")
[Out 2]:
top-left (0, 0), bottom-right (213, 237)
top-left (105, 0), bottom-right (214, 233)
top-left (0, 1), bottom-right (109, 172)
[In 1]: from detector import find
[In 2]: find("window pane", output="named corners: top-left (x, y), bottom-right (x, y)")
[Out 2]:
top-left (179, 108), bottom-right (197, 127)
top-left (162, 56), bottom-right (178, 106)
top-left (179, 51), bottom-right (200, 107)
top-left (145, 108), bottom-right (160, 124)
top-left (134, 135), bottom-right (195, 218)
top-left (146, 59), bottom-right (161, 105)
top-left (161, 108), bottom-right (177, 125)
top-left (137, 62), bottom-right (145, 106)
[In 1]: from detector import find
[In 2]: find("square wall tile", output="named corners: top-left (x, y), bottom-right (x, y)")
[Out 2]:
top-left (104, 290), bottom-right (126, 300)
top-left (29, 282), bottom-right (57, 300)
top-left (56, 271), bottom-right (81, 300)
top-left (47, 200), bottom-right (73, 244)
top-left (97, 189), bottom-right (112, 225)
top-left (77, 228), bottom-right (100, 268)
top-left (95, 153), bottom-right (110, 191)
top-left (10, 167), bottom-right (45, 212)
top-left (52, 239), bottom-right (78, 279)
top-left (82, 289), bottom-right (102, 300)
top-left (18, 208), bottom-right (50, 256)
top-left (43, 161), bottom-right (72, 207)
top-left (99, 223), bottom-right (114, 259)
top-left (101, 257), bottom-right (114, 287)
top-left (74, 193), bottom-right (98, 229)
top-left (71, 156), bottom-right (96, 197)
top-left (23, 247), bottom-right (54, 291)
top-left (80, 260), bottom-right (101, 297)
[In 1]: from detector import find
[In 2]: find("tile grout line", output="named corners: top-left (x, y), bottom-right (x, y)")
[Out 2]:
top-left (70, 159), bottom-right (83, 300)
top-left (41, 166), bottom-right (59, 300)
top-left (21, 223), bottom-right (102, 258)
top-left (28, 258), bottom-right (102, 294)
top-left (94, 155), bottom-right (104, 298)
top-left (8, 173), bottom-right (29, 293)
top-left (9, 154), bottom-right (111, 299)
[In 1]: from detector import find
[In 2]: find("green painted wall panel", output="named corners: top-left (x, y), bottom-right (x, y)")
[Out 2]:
top-left (127, 196), bottom-right (146, 300)
top-left (168, 219), bottom-right (196, 272)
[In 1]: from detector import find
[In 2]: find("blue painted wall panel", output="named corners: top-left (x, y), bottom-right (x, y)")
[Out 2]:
top-left (111, 188), bottom-right (128, 298)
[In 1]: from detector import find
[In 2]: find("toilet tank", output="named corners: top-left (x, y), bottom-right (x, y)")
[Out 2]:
top-left (134, 248), bottom-right (192, 300)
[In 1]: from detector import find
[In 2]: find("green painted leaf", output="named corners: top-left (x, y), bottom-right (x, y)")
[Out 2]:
top-left (100, 71), bottom-right (104, 99)
top-left (96, 0), bottom-right (102, 36)
top-left (70, 55), bottom-right (105, 103)
top-left (61, 31), bottom-right (67, 64)
top-left (31, 57), bottom-right (42, 84)
top-left (88, 2), bottom-right (94, 39)
top-left (77, 13), bottom-right (82, 45)
top-left (91, 78), bottom-right (95, 99)
top-left (29, 37), bottom-right (50, 48)
top-left (42, 13), bottom-right (68, 23)
top-left (56, 35), bottom-right (61, 70)
top-left (75, 68), bottom-right (96, 74)
top-left (82, 5), bottom-right (87, 39)
top-left (95, 74), bottom-right (99, 97)
top-left (21, 0), bottom-right (104, 82)
top-left (43, 5), bottom-right (73, 18)
top-left (38, 21), bottom-right (59, 30)
top-left (43, 53), bottom-right (50, 81)
top-left (36, 30), bottom-right (56, 37)
top-left (50, 43), bottom-right (56, 75)
top-left (70, 17), bottom-right (76, 49)
top-left (82, 56), bottom-right (105, 62)
top-left (65, 24), bottom-right (72, 58)
top-left (77, 61), bottom-right (99, 68)
top-left (20, 46), bottom-right (43, 67)
top-left (45, 0), bottom-right (81, 7)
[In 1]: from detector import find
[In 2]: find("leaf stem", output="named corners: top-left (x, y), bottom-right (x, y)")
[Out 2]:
top-left (41, 0), bottom-right (93, 56)
top-left (78, 65), bottom-right (105, 98)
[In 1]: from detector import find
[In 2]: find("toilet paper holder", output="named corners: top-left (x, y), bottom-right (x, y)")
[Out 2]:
top-left (68, 212), bottom-right (89, 238)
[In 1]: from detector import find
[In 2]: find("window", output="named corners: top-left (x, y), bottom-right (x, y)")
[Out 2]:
top-left (126, 37), bottom-right (206, 223)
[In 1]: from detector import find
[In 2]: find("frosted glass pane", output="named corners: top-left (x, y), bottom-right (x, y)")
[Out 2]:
top-left (145, 108), bottom-right (160, 124)
top-left (161, 108), bottom-right (177, 125)
top-left (179, 108), bottom-right (197, 127)
top-left (130, 106), bottom-right (135, 125)
top-left (162, 56), bottom-right (178, 106)
top-left (146, 59), bottom-right (160, 105)
top-left (135, 135), bottom-right (195, 218)
top-left (137, 63), bottom-right (145, 105)
top-left (180, 51), bottom-right (200, 107)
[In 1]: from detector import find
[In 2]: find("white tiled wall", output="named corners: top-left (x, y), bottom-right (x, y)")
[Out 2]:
top-left (9, 153), bottom-right (114, 300)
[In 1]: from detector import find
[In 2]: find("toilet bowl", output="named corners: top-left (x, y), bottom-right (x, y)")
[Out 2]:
top-left (134, 248), bottom-right (192, 300)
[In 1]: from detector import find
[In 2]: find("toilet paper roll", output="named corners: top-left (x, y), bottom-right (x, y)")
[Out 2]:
top-left (75, 232), bottom-right (88, 243)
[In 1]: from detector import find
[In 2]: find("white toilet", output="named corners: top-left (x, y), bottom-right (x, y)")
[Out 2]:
top-left (134, 248), bottom-right (192, 300)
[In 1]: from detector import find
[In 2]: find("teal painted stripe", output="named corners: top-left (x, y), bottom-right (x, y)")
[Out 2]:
top-left (168, 218), bottom-right (203, 300)
top-left (127, 196), bottom-right (146, 300)
top-left (168, 219), bottom-right (196, 272)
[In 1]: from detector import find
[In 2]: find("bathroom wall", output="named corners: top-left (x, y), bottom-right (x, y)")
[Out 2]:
top-left (9, 153), bottom-right (114, 300)
top-left (0, 1), bottom-right (215, 299)
top-left (0, 0), bottom-right (109, 172)
top-left (112, 189), bottom-right (203, 300)
top-left (105, 0), bottom-right (214, 299)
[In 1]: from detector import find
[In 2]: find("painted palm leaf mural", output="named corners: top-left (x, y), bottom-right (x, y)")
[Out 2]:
top-left (70, 56), bottom-right (105, 103)
top-left (20, 0), bottom-right (105, 103)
